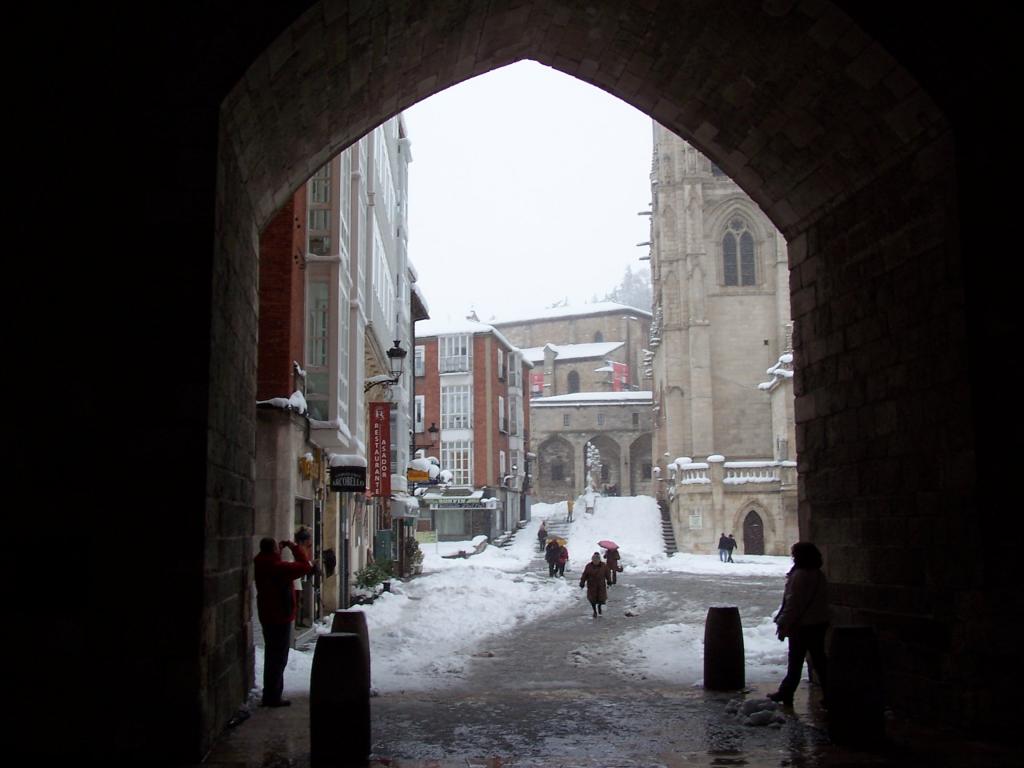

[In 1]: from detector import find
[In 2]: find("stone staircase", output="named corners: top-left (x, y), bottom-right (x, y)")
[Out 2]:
top-left (660, 502), bottom-right (678, 555)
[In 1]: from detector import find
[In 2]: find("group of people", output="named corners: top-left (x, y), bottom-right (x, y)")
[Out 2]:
top-left (543, 536), bottom-right (570, 577)
top-left (717, 533), bottom-right (738, 562)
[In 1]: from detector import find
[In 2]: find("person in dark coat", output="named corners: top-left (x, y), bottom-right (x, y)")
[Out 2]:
top-left (537, 522), bottom-right (548, 551)
top-left (254, 537), bottom-right (313, 707)
top-left (717, 533), bottom-right (729, 562)
top-left (725, 534), bottom-right (738, 563)
top-left (604, 547), bottom-right (621, 584)
top-left (544, 538), bottom-right (560, 577)
top-left (556, 544), bottom-right (569, 577)
top-left (769, 542), bottom-right (830, 707)
top-left (579, 552), bottom-right (611, 616)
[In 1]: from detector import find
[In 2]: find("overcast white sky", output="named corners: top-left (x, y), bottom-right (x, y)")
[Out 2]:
top-left (404, 61), bottom-right (653, 325)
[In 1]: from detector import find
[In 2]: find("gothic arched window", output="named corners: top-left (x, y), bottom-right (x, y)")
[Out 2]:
top-left (723, 217), bottom-right (756, 286)
top-left (567, 370), bottom-right (580, 393)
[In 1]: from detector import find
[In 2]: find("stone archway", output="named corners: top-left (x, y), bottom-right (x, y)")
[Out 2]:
top-left (536, 435), bottom-right (576, 503)
top-left (50, 2), bottom-right (1009, 760)
top-left (206, 3), bottom-right (973, 745)
top-left (742, 510), bottom-right (765, 555)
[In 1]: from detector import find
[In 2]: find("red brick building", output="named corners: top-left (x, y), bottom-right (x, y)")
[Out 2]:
top-left (412, 318), bottom-right (532, 539)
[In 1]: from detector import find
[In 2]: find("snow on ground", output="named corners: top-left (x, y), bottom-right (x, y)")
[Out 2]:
top-left (611, 615), bottom-right (787, 686)
top-left (563, 495), bottom-right (791, 577)
top-left (259, 495), bottom-right (791, 699)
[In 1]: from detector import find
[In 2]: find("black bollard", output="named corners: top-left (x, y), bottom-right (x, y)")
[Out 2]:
top-left (310, 632), bottom-right (371, 767)
top-left (331, 609), bottom-right (371, 690)
top-left (704, 606), bottom-right (745, 690)
top-left (827, 625), bottom-right (885, 746)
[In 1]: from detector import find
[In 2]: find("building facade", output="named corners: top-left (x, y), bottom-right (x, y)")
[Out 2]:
top-left (253, 115), bottom-right (421, 631)
top-left (493, 304), bottom-right (655, 503)
top-left (412, 318), bottom-right (531, 540)
top-left (647, 124), bottom-right (796, 555)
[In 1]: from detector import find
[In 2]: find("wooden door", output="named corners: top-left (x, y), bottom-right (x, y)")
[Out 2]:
top-left (743, 510), bottom-right (765, 555)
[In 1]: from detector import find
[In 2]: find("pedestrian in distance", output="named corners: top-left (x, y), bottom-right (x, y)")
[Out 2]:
top-left (604, 546), bottom-right (621, 585)
top-left (726, 534), bottom-right (738, 563)
top-left (718, 533), bottom-right (729, 562)
top-left (253, 537), bottom-right (313, 707)
top-left (537, 521), bottom-right (548, 551)
top-left (545, 537), bottom-right (561, 577)
top-left (566, 497), bottom-right (574, 522)
top-left (557, 542), bottom-right (569, 577)
top-left (769, 542), bottom-right (830, 708)
top-left (579, 552), bottom-right (612, 617)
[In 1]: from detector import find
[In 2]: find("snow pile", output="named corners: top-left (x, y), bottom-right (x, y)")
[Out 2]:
top-left (351, 568), bottom-right (576, 691)
top-left (725, 697), bottom-right (786, 727)
top-left (256, 390), bottom-right (308, 413)
top-left (611, 614), bottom-right (787, 686)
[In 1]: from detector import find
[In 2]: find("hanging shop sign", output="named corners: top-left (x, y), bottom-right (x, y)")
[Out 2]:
top-left (330, 464), bottom-right (366, 492)
top-left (369, 401), bottom-right (392, 497)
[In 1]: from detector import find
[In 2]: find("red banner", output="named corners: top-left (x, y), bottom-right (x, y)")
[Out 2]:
top-left (611, 362), bottom-right (629, 391)
top-left (369, 401), bottom-right (392, 496)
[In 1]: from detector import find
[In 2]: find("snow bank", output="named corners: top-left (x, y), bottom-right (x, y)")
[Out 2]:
top-left (560, 495), bottom-right (791, 577)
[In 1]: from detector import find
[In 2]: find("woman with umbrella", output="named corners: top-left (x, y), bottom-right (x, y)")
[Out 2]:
top-left (579, 552), bottom-right (612, 617)
top-left (601, 539), bottom-right (621, 584)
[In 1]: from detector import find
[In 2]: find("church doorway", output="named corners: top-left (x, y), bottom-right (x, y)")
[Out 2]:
top-left (742, 510), bottom-right (765, 555)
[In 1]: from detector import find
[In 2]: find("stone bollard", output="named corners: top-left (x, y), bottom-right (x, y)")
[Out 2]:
top-left (704, 606), bottom-right (745, 690)
top-left (310, 632), bottom-right (371, 767)
top-left (827, 625), bottom-right (885, 746)
top-left (331, 609), bottom-right (371, 690)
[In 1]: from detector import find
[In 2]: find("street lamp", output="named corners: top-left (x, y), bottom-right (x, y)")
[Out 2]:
top-left (364, 339), bottom-right (408, 392)
top-left (427, 422), bottom-right (439, 446)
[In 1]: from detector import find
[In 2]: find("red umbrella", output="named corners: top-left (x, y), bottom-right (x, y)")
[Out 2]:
top-left (598, 539), bottom-right (618, 550)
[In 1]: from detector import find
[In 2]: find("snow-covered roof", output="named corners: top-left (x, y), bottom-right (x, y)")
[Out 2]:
top-left (519, 341), bottom-right (625, 364)
top-left (531, 391), bottom-right (654, 406)
top-left (410, 281), bottom-right (430, 317)
top-left (414, 317), bottom-right (518, 351)
top-left (489, 301), bottom-right (652, 326)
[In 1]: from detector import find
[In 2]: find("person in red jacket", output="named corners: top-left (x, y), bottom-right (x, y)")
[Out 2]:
top-left (254, 537), bottom-right (313, 707)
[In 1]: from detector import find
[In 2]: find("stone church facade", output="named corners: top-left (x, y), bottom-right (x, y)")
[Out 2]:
top-left (648, 125), bottom-right (797, 556)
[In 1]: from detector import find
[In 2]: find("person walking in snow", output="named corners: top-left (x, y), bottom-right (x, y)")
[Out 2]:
top-left (254, 537), bottom-right (313, 707)
top-left (537, 521), bottom-right (548, 551)
top-left (545, 538), bottom-right (561, 577)
top-left (725, 534), bottom-right (738, 563)
top-left (556, 543), bottom-right (569, 577)
top-left (580, 552), bottom-right (612, 616)
top-left (717, 533), bottom-right (730, 562)
top-left (604, 546), bottom-right (621, 585)
top-left (566, 497), bottom-right (574, 522)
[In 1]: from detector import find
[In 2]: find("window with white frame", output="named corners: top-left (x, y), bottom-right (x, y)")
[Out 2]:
top-left (722, 217), bottom-right (756, 286)
top-left (439, 334), bottom-right (471, 372)
top-left (498, 395), bottom-right (506, 432)
top-left (306, 277), bottom-right (330, 421)
top-left (414, 345), bottom-right (425, 377)
top-left (441, 384), bottom-right (471, 429)
top-left (441, 440), bottom-right (472, 486)
top-left (337, 287), bottom-right (349, 424)
top-left (339, 150), bottom-right (351, 263)
top-left (499, 450), bottom-right (506, 481)
top-left (372, 218), bottom-right (393, 323)
top-left (497, 348), bottom-right (505, 380)
top-left (509, 394), bottom-right (519, 435)
top-left (414, 395), bottom-right (425, 433)
top-left (307, 163), bottom-right (331, 256)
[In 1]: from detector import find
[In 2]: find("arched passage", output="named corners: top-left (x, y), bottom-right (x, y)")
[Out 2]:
top-left (536, 435), bottom-right (576, 503)
top-left (49, 1), bottom-right (1015, 761)
top-left (202, 2), bottom-right (982, 747)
